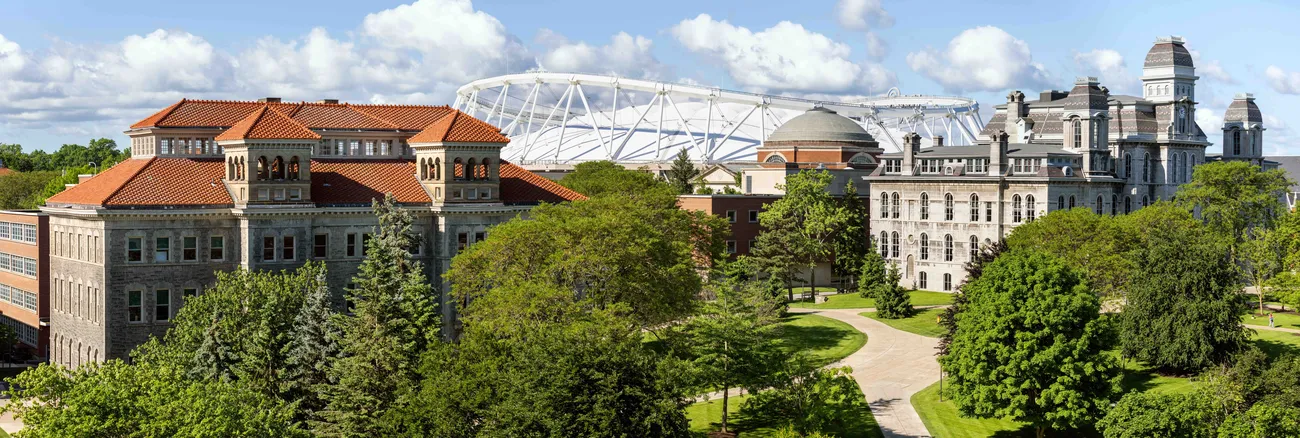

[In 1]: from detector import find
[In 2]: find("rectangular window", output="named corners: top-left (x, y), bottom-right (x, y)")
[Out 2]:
top-left (314, 234), bottom-right (328, 259)
top-left (985, 202), bottom-right (993, 222)
top-left (346, 233), bottom-right (357, 257)
top-left (127, 237), bottom-right (142, 262)
top-left (458, 233), bottom-right (468, 251)
top-left (210, 236), bottom-right (224, 261)
top-left (726, 240), bottom-right (737, 254)
top-left (726, 210), bottom-right (737, 223)
top-left (282, 236), bottom-right (295, 261)
top-left (749, 210), bottom-right (759, 223)
top-left (362, 234), bottom-right (372, 256)
top-left (263, 236), bottom-right (276, 261)
top-left (365, 140), bottom-right (375, 156)
top-left (274, 188), bottom-right (286, 201)
top-left (182, 236), bottom-right (197, 261)
top-left (155, 290), bottom-right (170, 322)
top-left (128, 290), bottom-right (142, 323)
top-left (380, 140), bottom-right (391, 155)
top-left (349, 140), bottom-right (360, 155)
top-left (183, 288), bottom-right (198, 298)
top-left (154, 237), bottom-right (170, 262)
top-left (482, 188), bottom-right (491, 200)
top-left (453, 189), bottom-right (463, 200)
top-left (258, 189), bottom-right (270, 201)
top-left (289, 188), bottom-right (301, 201)
top-left (474, 232), bottom-right (485, 244)
top-left (408, 233), bottom-right (422, 256)
top-left (468, 188), bottom-right (478, 200)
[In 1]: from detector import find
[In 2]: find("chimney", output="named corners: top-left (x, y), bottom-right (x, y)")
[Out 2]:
top-left (317, 99), bottom-right (339, 104)
top-left (932, 135), bottom-right (944, 147)
top-left (989, 131), bottom-right (1009, 176)
top-left (901, 132), bottom-right (921, 175)
top-left (1005, 91), bottom-right (1026, 140)
top-left (258, 97), bottom-right (282, 103)
top-left (77, 174), bottom-right (94, 184)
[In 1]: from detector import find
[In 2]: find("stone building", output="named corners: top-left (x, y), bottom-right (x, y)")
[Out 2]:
top-left (866, 36), bottom-right (1274, 289)
top-left (41, 99), bottom-right (584, 367)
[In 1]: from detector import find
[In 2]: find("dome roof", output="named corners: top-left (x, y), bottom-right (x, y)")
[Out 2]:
top-left (1143, 37), bottom-right (1194, 69)
top-left (765, 107), bottom-right (876, 144)
top-left (1224, 94), bottom-right (1263, 124)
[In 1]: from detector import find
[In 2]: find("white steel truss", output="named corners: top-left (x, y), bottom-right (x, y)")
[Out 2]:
top-left (455, 72), bottom-right (984, 165)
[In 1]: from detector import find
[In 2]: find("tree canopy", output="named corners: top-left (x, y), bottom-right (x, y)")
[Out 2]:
top-left (556, 160), bottom-right (678, 207)
top-left (751, 170), bottom-right (860, 297)
top-left (1006, 207), bottom-right (1134, 301)
top-left (1175, 160), bottom-right (1294, 245)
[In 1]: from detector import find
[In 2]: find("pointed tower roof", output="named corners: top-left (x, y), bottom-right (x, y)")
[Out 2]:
top-left (408, 111), bottom-right (509, 144)
top-left (215, 105), bottom-right (321, 141)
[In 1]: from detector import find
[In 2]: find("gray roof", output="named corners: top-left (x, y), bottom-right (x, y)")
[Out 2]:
top-left (879, 143), bottom-right (1078, 159)
top-left (1144, 38), bottom-right (1193, 68)
top-left (1272, 156), bottom-right (1300, 190)
top-left (1225, 96), bottom-right (1263, 124)
top-left (765, 107), bottom-right (876, 144)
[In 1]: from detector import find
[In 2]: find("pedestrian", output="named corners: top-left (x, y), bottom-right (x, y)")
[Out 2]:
top-left (1270, 313), bottom-right (1275, 328)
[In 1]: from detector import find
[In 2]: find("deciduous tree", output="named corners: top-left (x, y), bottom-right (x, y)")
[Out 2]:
top-left (1007, 207), bottom-right (1133, 301)
top-left (685, 280), bottom-right (785, 434)
top-left (1176, 160), bottom-right (1294, 245)
top-left (752, 170), bottom-right (857, 298)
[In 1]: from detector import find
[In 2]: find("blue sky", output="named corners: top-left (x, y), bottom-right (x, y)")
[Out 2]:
top-left (2, 0), bottom-right (1300, 155)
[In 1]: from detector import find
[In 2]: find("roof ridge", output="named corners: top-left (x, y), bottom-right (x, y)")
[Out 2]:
top-left (266, 105), bottom-right (319, 134)
top-left (344, 104), bottom-right (400, 129)
top-left (103, 157), bottom-right (157, 204)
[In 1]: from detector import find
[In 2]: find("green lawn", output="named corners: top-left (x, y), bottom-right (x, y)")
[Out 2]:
top-left (775, 314), bottom-right (868, 367)
top-left (686, 387), bottom-right (883, 437)
top-left (861, 308), bottom-right (946, 338)
top-left (1251, 328), bottom-right (1300, 358)
top-left (789, 291), bottom-right (955, 309)
top-left (1242, 310), bottom-right (1300, 330)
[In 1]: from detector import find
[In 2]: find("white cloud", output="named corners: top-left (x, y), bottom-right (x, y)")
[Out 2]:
top-left (359, 0), bottom-right (523, 84)
top-left (835, 0), bottom-right (893, 31)
top-left (1189, 50), bottom-right (1235, 84)
top-left (865, 32), bottom-right (887, 59)
top-left (905, 26), bottom-right (1050, 93)
top-left (1265, 65), bottom-right (1300, 95)
top-left (535, 30), bottom-right (667, 80)
top-left (0, 34), bottom-right (28, 79)
top-left (671, 14), bottom-right (896, 94)
top-left (1073, 49), bottom-right (1136, 93)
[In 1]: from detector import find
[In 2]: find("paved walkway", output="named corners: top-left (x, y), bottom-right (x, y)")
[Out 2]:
top-left (792, 307), bottom-right (940, 438)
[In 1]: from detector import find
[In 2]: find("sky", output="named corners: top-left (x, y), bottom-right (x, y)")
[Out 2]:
top-left (2, 0), bottom-right (1300, 155)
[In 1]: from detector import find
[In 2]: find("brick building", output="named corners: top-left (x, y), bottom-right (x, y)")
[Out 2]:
top-left (0, 210), bottom-right (48, 357)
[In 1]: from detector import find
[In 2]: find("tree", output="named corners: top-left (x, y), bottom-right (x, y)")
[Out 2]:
top-left (752, 170), bottom-right (857, 298)
top-left (1241, 228), bottom-right (1285, 314)
top-left (1007, 207), bottom-right (1134, 301)
top-left (0, 171), bottom-right (59, 209)
top-left (938, 240), bottom-right (1006, 357)
top-left (1176, 160), bottom-right (1294, 245)
top-left (317, 194), bottom-right (440, 437)
top-left (1096, 391), bottom-right (1219, 438)
top-left (940, 250), bottom-right (1119, 438)
top-left (1118, 203), bottom-right (1248, 373)
top-left (685, 280), bottom-right (785, 434)
top-left (666, 148), bottom-right (699, 195)
top-left (873, 263), bottom-right (913, 319)
top-left (857, 244), bottom-right (887, 299)
top-left (833, 182), bottom-right (870, 293)
top-left (557, 160), bottom-right (678, 207)
top-left (740, 364), bottom-right (872, 437)
top-left (282, 269), bottom-right (342, 420)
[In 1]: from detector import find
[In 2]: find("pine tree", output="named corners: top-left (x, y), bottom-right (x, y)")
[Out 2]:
top-left (283, 269), bottom-right (342, 420)
top-left (190, 315), bottom-right (235, 383)
top-left (858, 244), bottom-right (887, 299)
top-left (317, 194), bottom-right (440, 437)
top-left (666, 148), bottom-right (699, 195)
top-left (873, 263), bottom-right (913, 319)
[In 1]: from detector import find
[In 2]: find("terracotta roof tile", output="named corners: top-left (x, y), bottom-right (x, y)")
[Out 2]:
top-left (216, 106), bottom-right (321, 141)
top-left (129, 99), bottom-right (186, 129)
top-left (46, 158), bottom-right (155, 206)
top-left (0, 168), bottom-right (14, 177)
top-left (310, 159), bottom-right (429, 205)
top-left (130, 99), bottom-right (455, 133)
top-left (350, 104), bottom-right (455, 131)
top-left (409, 111), bottom-right (510, 144)
top-left (105, 158), bottom-right (232, 207)
top-left (292, 104), bottom-right (398, 130)
top-left (499, 162), bottom-right (586, 204)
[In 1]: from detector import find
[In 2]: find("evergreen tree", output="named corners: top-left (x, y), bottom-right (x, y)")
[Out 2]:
top-left (283, 270), bottom-right (342, 420)
top-left (317, 194), bottom-right (440, 437)
top-left (858, 243), bottom-right (887, 299)
top-left (873, 263), bottom-right (913, 319)
top-left (189, 315), bottom-right (235, 383)
top-left (666, 148), bottom-right (699, 195)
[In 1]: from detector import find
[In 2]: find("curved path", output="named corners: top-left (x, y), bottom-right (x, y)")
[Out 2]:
top-left (791, 307), bottom-right (940, 438)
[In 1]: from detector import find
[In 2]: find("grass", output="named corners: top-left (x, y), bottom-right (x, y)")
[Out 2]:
top-left (861, 308), bottom-right (946, 338)
top-left (788, 291), bottom-right (955, 309)
top-left (774, 313), bottom-right (868, 366)
top-left (1250, 328), bottom-right (1300, 359)
top-left (686, 385), bottom-right (883, 438)
top-left (1242, 310), bottom-right (1300, 330)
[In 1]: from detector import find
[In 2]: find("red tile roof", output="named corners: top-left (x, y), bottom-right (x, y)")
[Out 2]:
top-left (0, 168), bottom-right (14, 177)
top-left (130, 99), bottom-right (455, 133)
top-left (44, 158), bottom-right (584, 208)
top-left (409, 111), bottom-right (509, 144)
top-left (349, 104), bottom-right (455, 131)
top-left (292, 103), bottom-right (398, 130)
top-left (216, 105), bottom-right (322, 141)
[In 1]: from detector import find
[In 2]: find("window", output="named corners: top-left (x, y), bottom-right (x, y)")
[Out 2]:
top-left (314, 234), bottom-right (328, 259)
top-left (748, 240), bottom-right (757, 251)
top-left (127, 290), bottom-right (142, 323)
top-left (467, 188), bottom-right (478, 200)
top-left (263, 236), bottom-right (276, 261)
top-left (475, 232), bottom-right (485, 245)
top-left (1233, 129), bottom-right (1241, 155)
top-left (155, 290), bottom-right (170, 322)
top-left (891, 193), bottom-right (900, 218)
top-left (919, 272), bottom-right (928, 289)
top-left (748, 210), bottom-right (759, 223)
top-left (879, 232), bottom-right (888, 258)
top-left (349, 140), bottom-right (360, 156)
top-left (919, 233), bottom-right (929, 260)
top-left (726, 210), bottom-right (737, 223)
top-left (985, 202), bottom-right (993, 222)
top-left (890, 232), bottom-right (900, 258)
top-left (182, 236), bottom-right (197, 261)
top-left (1110, 194), bottom-right (1118, 216)
top-left (1012, 195), bottom-right (1023, 223)
top-left (127, 237), bottom-right (143, 262)
top-left (944, 193), bottom-right (954, 221)
top-left (282, 236), bottom-right (295, 261)
top-left (1125, 196), bottom-right (1132, 214)
top-left (1170, 153), bottom-right (1180, 184)
top-left (258, 189), bottom-right (270, 201)
top-left (1071, 117), bottom-right (1081, 148)
top-left (1123, 153), bottom-right (1132, 179)
top-left (274, 188), bottom-right (286, 201)
top-left (210, 236), bottom-right (224, 261)
top-left (879, 193), bottom-right (888, 219)
top-left (362, 234), bottom-right (373, 256)
top-left (726, 240), bottom-right (737, 254)
top-left (944, 234), bottom-right (953, 262)
top-left (969, 235), bottom-right (979, 260)
top-left (1068, 196), bottom-right (1076, 209)
top-left (183, 288), bottom-right (198, 298)
top-left (1142, 152), bottom-right (1151, 183)
top-left (969, 194), bottom-right (980, 222)
top-left (943, 273), bottom-right (952, 291)
top-left (1142, 196), bottom-right (1149, 208)
top-left (1025, 195), bottom-right (1036, 221)
top-left (458, 233), bottom-right (469, 252)
top-left (919, 193), bottom-right (929, 220)
top-left (289, 188), bottom-right (301, 201)
top-left (154, 237), bottom-right (170, 262)
top-left (1057, 195), bottom-right (1065, 211)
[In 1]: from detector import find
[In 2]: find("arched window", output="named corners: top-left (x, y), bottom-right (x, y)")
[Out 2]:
top-left (880, 232), bottom-right (889, 257)
top-left (1123, 152), bottom-right (1132, 179)
top-left (271, 156), bottom-right (285, 180)
top-left (288, 157), bottom-right (300, 181)
top-left (919, 193), bottom-right (930, 220)
top-left (1233, 129), bottom-right (1241, 155)
top-left (227, 159), bottom-right (235, 180)
top-left (257, 157), bottom-right (269, 181)
top-left (919, 272), bottom-right (927, 290)
top-left (1095, 195), bottom-right (1104, 215)
top-left (944, 193), bottom-right (954, 221)
top-left (481, 158), bottom-right (492, 180)
top-left (1141, 195), bottom-right (1149, 208)
top-left (891, 232), bottom-right (900, 258)
top-left (969, 194), bottom-right (980, 222)
top-left (419, 158), bottom-right (428, 180)
top-left (880, 192), bottom-right (889, 219)
top-left (765, 154), bottom-right (786, 163)
top-left (435, 158), bottom-right (442, 181)
top-left (1125, 196), bottom-right (1132, 214)
top-left (454, 158), bottom-right (465, 180)
top-left (466, 158), bottom-right (477, 181)
top-left (969, 235), bottom-right (979, 260)
top-left (1184, 152), bottom-right (1192, 182)
top-left (920, 233), bottom-right (929, 260)
top-left (1068, 195), bottom-right (1076, 209)
top-left (1012, 195), bottom-right (1023, 223)
top-left (1071, 117), bottom-right (1082, 148)
top-left (1111, 194), bottom-right (1118, 216)
top-left (943, 273), bottom-right (952, 291)
top-left (1170, 153), bottom-right (1179, 184)
top-left (1025, 195), bottom-right (1036, 221)
top-left (1142, 152), bottom-right (1151, 183)
top-left (1057, 195), bottom-right (1065, 211)
top-left (944, 234), bottom-right (954, 262)
top-left (891, 192), bottom-right (900, 219)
